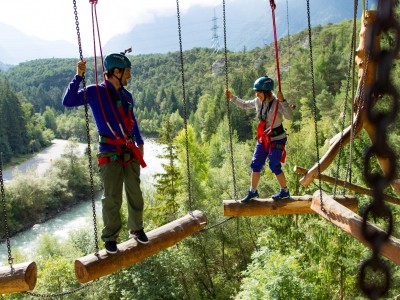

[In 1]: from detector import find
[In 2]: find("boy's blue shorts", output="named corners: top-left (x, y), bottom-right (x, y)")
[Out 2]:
top-left (250, 138), bottom-right (287, 175)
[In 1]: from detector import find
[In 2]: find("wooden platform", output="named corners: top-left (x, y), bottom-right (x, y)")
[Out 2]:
top-left (223, 195), bottom-right (358, 216)
top-left (75, 210), bottom-right (207, 283)
top-left (311, 191), bottom-right (400, 265)
top-left (0, 261), bottom-right (37, 294)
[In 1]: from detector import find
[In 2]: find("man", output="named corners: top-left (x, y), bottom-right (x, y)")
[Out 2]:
top-left (63, 52), bottom-right (148, 254)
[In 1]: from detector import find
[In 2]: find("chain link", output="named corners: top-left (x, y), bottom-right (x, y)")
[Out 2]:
top-left (306, 0), bottom-right (323, 206)
top-left (175, 0), bottom-right (193, 213)
top-left (0, 152), bottom-right (13, 266)
top-left (73, 0), bottom-right (100, 254)
top-left (23, 280), bottom-right (96, 298)
top-left (359, 0), bottom-right (399, 297)
top-left (333, 0), bottom-right (358, 198)
top-left (222, 0), bottom-right (238, 202)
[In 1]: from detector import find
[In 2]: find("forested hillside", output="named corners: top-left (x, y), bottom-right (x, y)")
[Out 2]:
top-left (1, 16), bottom-right (400, 299)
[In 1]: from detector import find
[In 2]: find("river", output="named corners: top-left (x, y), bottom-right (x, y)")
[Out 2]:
top-left (0, 138), bottom-right (165, 263)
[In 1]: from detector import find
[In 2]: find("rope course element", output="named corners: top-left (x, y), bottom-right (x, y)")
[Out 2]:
top-left (332, 0), bottom-right (359, 198)
top-left (306, 0), bottom-right (323, 207)
top-left (74, 0), bottom-right (100, 256)
top-left (175, 0), bottom-right (193, 213)
top-left (359, 0), bottom-right (399, 297)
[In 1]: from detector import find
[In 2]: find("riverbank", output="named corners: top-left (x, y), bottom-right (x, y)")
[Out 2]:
top-left (0, 138), bottom-right (164, 262)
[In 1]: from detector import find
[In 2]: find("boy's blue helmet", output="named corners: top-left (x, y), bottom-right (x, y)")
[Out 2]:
top-left (253, 76), bottom-right (274, 91)
top-left (104, 53), bottom-right (131, 71)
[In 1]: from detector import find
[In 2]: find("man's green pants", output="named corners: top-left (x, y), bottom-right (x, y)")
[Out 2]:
top-left (99, 152), bottom-right (144, 242)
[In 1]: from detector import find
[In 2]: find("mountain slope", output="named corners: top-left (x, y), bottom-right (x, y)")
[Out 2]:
top-left (104, 0), bottom-right (361, 54)
top-left (0, 22), bottom-right (79, 66)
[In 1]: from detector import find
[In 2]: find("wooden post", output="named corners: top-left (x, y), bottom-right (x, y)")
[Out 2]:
top-left (75, 210), bottom-right (207, 283)
top-left (223, 195), bottom-right (358, 217)
top-left (0, 262), bottom-right (37, 294)
top-left (294, 166), bottom-right (400, 205)
top-left (311, 191), bottom-right (400, 265)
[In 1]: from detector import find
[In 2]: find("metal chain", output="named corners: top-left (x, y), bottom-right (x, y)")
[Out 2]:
top-left (175, 0), bottom-right (193, 212)
top-left (359, 0), bottom-right (399, 297)
top-left (0, 152), bottom-right (13, 266)
top-left (23, 280), bottom-right (96, 298)
top-left (222, 0), bottom-right (238, 202)
top-left (333, 0), bottom-right (358, 198)
top-left (73, 0), bottom-right (99, 254)
top-left (306, 0), bottom-right (323, 204)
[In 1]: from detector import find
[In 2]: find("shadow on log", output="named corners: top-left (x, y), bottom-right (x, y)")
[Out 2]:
top-left (223, 195), bottom-right (358, 216)
top-left (311, 191), bottom-right (400, 265)
top-left (75, 210), bottom-right (207, 283)
top-left (0, 261), bottom-right (37, 294)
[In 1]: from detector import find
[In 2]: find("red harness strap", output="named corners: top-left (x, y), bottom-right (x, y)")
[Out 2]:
top-left (257, 99), bottom-right (286, 163)
top-left (99, 136), bottom-right (147, 168)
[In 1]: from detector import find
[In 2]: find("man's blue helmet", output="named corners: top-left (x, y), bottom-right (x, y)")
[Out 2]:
top-left (253, 76), bottom-right (274, 91)
top-left (104, 53), bottom-right (131, 71)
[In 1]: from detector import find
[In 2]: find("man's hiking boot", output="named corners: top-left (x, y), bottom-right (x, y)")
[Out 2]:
top-left (105, 241), bottom-right (118, 254)
top-left (130, 228), bottom-right (149, 244)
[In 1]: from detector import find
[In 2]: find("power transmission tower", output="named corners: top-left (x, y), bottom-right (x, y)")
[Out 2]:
top-left (211, 9), bottom-right (220, 53)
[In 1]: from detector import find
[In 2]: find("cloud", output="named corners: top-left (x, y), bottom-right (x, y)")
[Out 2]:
top-left (1, 0), bottom-right (222, 47)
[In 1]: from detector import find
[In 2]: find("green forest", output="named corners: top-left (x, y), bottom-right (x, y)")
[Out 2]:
top-left (1, 15), bottom-right (400, 299)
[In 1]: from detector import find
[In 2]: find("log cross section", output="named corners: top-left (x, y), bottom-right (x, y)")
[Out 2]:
top-left (223, 195), bottom-right (358, 216)
top-left (0, 261), bottom-right (37, 294)
top-left (75, 210), bottom-right (207, 283)
top-left (311, 191), bottom-right (400, 265)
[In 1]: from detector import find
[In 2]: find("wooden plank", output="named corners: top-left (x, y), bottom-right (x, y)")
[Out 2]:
top-left (75, 210), bottom-right (207, 283)
top-left (294, 165), bottom-right (400, 205)
top-left (311, 191), bottom-right (400, 265)
top-left (0, 261), bottom-right (37, 294)
top-left (223, 195), bottom-right (358, 217)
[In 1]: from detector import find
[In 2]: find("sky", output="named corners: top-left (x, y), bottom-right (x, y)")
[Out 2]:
top-left (0, 0), bottom-right (222, 48)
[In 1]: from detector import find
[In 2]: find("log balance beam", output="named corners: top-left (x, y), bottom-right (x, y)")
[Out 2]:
top-left (311, 191), bottom-right (400, 265)
top-left (75, 210), bottom-right (207, 283)
top-left (294, 166), bottom-right (400, 205)
top-left (223, 195), bottom-right (358, 217)
top-left (0, 261), bottom-right (37, 294)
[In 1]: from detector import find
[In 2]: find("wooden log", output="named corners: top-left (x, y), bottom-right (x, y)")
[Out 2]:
top-left (75, 210), bottom-right (207, 283)
top-left (223, 195), bottom-right (358, 217)
top-left (294, 166), bottom-right (400, 205)
top-left (311, 191), bottom-right (400, 265)
top-left (0, 261), bottom-right (37, 294)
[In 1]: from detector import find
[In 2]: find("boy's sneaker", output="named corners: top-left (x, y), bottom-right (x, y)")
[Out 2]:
top-left (130, 228), bottom-right (149, 244)
top-left (241, 190), bottom-right (259, 203)
top-left (272, 188), bottom-right (290, 200)
top-left (104, 241), bottom-right (118, 254)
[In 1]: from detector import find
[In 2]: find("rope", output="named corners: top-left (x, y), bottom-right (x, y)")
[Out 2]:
top-left (285, 0), bottom-right (291, 93)
top-left (175, 0), bottom-right (193, 213)
top-left (269, 0), bottom-right (282, 91)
